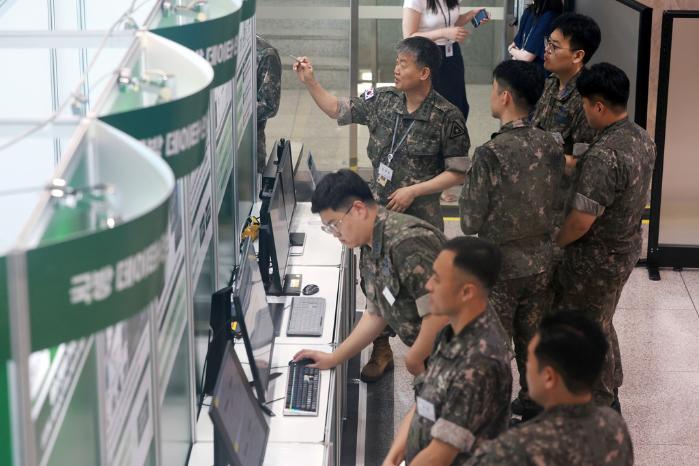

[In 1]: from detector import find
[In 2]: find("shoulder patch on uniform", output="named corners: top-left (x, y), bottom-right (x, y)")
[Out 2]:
top-left (450, 120), bottom-right (466, 139)
top-left (363, 88), bottom-right (375, 101)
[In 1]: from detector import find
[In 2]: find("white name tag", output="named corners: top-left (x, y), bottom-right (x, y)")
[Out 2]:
top-left (573, 143), bottom-right (590, 157)
top-left (416, 396), bottom-right (436, 422)
top-left (445, 42), bottom-right (454, 57)
top-left (378, 163), bottom-right (393, 182)
top-left (382, 286), bottom-right (396, 306)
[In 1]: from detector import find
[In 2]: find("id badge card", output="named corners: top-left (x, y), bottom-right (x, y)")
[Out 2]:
top-left (445, 42), bottom-right (454, 57)
top-left (416, 396), bottom-right (436, 422)
top-left (382, 286), bottom-right (396, 306)
top-left (377, 162), bottom-right (393, 187)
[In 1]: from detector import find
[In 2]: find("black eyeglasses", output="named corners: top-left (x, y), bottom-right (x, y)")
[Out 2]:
top-left (543, 36), bottom-right (577, 53)
top-left (320, 204), bottom-right (354, 235)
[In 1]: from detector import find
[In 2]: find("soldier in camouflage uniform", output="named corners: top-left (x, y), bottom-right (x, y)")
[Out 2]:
top-left (466, 312), bottom-right (634, 466)
top-left (553, 64), bottom-right (656, 409)
top-left (256, 36), bottom-right (281, 173)
top-left (294, 170), bottom-right (449, 378)
top-left (459, 60), bottom-right (564, 420)
top-left (293, 36), bottom-right (470, 231)
top-left (531, 13), bottom-right (601, 226)
top-left (383, 237), bottom-right (511, 466)
top-left (294, 36), bottom-right (470, 381)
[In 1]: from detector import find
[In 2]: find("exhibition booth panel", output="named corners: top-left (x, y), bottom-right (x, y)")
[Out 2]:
top-left (1, 119), bottom-right (174, 466)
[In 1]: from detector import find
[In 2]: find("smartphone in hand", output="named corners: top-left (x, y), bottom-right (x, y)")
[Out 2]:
top-left (471, 9), bottom-right (489, 28)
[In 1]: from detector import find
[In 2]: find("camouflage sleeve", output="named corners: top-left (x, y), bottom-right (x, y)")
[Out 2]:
top-left (365, 299), bottom-right (381, 316)
top-left (256, 52), bottom-right (282, 121)
top-left (430, 361), bottom-right (505, 454)
top-left (572, 150), bottom-right (616, 217)
top-left (391, 232), bottom-right (443, 317)
top-left (459, 146), bottom-right (497, 235)
top-left (465, 435), bottom-right (530, 465)
top-left (337, 89), bottom-right (376, 127)
top-left (440, 109), bottom-right (471, 173)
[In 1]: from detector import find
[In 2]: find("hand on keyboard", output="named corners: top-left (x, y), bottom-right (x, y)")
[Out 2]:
top-left (292, 349), bottom-right (335, 370)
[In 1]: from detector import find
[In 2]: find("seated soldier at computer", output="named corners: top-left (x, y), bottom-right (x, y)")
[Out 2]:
top-left (293, 169), bottom-right (449, 378)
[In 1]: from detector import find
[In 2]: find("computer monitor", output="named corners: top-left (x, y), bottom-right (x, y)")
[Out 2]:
top-left (278, 140), bottom-right (296, 229)
top-left (260, 141), bottom-right (280, 200)
top-left (209, 341), bottom-right (269, 466)
top-left (203, 286), bottom-right (234, 397)
top-left (232, 237), bottom-right (275, 402)
top-left (307, 151), bottom-right (324, 188)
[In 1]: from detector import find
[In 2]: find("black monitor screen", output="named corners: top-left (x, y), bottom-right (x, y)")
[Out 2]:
top-left (269, 176), bottom-right (289, 284)
top-left (233, 238), bottom-right (275, 402)
top-left (203, 286), bottom-right (232, 397)
top-left (278, 141), bottom-right (296, 229)
top-left (209, 341), bottom-right (269, 466)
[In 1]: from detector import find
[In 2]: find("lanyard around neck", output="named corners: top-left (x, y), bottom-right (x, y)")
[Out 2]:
top-left (436, 1), bottom-right (451, 28)
top-left (387, 114), bottom-right (415, 164)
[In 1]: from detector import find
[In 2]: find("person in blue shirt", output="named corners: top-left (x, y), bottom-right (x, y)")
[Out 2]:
top-left (509, 0), bottom-right (563, 71)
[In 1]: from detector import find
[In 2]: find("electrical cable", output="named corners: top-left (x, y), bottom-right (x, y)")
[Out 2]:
top-left (0, 0), bottom-right (154, 152)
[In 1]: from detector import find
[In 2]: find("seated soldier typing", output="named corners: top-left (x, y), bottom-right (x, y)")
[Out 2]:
top-left (293, 169), bottom-right (449, 376)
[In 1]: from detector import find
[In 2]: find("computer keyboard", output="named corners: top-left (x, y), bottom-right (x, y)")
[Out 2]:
top-left (283, 362), bottom-right (320, 416)
top-left (286, 297), bottom-right (326, 337)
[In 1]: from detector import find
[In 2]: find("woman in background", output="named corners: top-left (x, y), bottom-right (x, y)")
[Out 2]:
top-left (509, 0), bottom-right (563, 70)
top-left (402, 0), bottom-right (487, 123)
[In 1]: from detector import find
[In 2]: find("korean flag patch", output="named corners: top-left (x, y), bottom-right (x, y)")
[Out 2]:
top-left (364, 88), bottom-right (375, 101)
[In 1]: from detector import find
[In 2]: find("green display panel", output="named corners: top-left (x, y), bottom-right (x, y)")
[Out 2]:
top-left (160, 322), bottom-right (192, 466)
top-left (101, 309), bottom-right (156, 466)
top-left (0, 258), bottom-right (9, 466)
top-left (153, 0), bottom-right (241, 88)
top-left (213, 81), bottom-right (236, 215)
top-left (234, 0), bottom-right (256, 244)
top-left (30, 339), bottom-right (101, 466)
top-left (24, 200), bottom-right (169, 355)
top-left (0, 362), bottom-right (11, 466)
top-left (100, 87), bottom-right (211, 179)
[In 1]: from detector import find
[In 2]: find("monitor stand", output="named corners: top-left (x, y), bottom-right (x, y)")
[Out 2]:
top-left (282, 273), bottom-right (302, 296)
top-left (268, 302), bottom-right (284, 337)
top-left (289, 232), bottom-right (306, 247)
top-left (289, 232), bottom-right (306, 257)
top-left (266, 273), bottom-right (302, 296)
top-left (258, 401), bottom-right (275, 417)
top-left (243, 375), bottom-right (282, 417)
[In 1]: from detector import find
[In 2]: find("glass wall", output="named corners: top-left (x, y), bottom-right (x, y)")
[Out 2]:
top-left (257, 0), bottom-right (508, 173)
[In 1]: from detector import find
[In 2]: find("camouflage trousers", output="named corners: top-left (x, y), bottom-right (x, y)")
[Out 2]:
top-left (489, 272), bottom-right (553, 404)
top-left (552, 262), bottom-right (634, 406)
top-left (405, 194), bottom-right (444, 232)
top-left (374, 190), bottom-right (444, 232)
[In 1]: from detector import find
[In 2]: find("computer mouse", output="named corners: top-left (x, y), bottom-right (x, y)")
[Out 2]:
top-left (292, 358), bottom-right (315, 366)
top-left (302, 284), bottom-right (319, 295)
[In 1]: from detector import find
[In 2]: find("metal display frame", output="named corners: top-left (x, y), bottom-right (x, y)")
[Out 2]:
top-left (615, 0), bottom-right (652, 129)
top-left (647, 10), bottom-right (699, 278)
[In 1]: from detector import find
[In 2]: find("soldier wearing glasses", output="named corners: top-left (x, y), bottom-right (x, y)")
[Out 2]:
top-left (293, 170), bottom-right (449, 378)
top-left (531, 13), bottom-right (601, 228)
